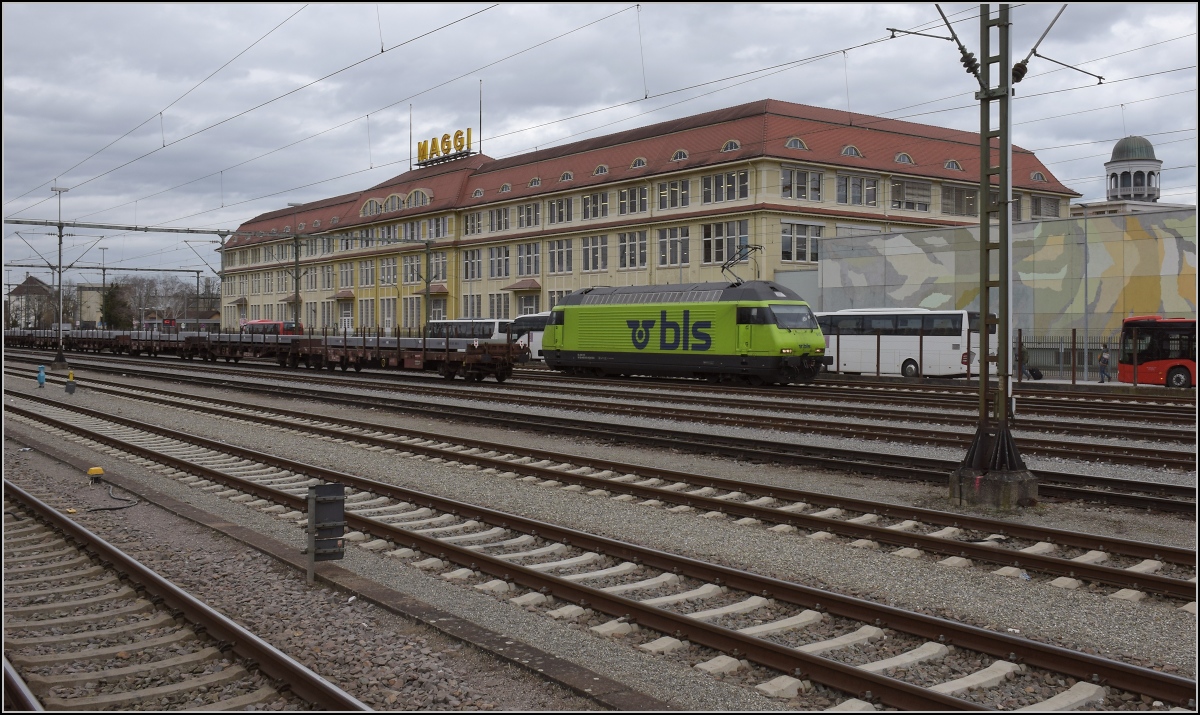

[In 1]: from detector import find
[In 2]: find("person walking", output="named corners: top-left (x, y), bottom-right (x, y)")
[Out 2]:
top-left (1018, 343), bottom-right (1032, 380)
top-left (1098, 344), bottom-right (1111, 383)
top-left (36, 365), bottom-right (46, 388)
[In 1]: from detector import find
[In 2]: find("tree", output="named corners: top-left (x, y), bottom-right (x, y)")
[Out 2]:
top-left (101, 282), bottom-right (133, 329)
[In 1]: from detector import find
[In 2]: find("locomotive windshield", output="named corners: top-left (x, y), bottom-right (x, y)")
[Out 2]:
top-left (770, 304), bottom-right (818, 330)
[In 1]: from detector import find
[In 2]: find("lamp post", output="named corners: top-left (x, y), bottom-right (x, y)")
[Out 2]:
top-left (50, 185), bottom-right (69, 369)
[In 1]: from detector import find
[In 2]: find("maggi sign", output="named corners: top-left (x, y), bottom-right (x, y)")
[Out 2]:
top-left (417, 129), bottom-right (473, 163)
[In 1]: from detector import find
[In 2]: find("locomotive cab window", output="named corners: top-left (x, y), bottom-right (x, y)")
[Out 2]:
top-left (737, 306), bottom-right (773, 324)
top-left (770, 304), bottom-right (818, 330)
top-left (548, 309), bottom-right (566, 326)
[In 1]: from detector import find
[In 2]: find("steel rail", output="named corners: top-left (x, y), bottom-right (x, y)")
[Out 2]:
top-left (2, 480), bottom-right (371, 712)
top-left (22, 376), bottom-right (1194, 569)
top-left (8, 364), bottom-right (1192, 507)
top-left (3, 657), bottom-right (42, 712)
top-left (6, 401), bottom-right (1194, 708)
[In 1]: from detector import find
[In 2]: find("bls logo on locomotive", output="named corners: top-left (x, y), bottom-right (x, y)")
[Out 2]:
top-left (627, 310), bottom-right (712, 351)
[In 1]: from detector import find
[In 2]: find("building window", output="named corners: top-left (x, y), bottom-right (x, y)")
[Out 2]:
top-left (657, 227), bottom-right (690, 267)
top-left (339, 262), bottom-right (354, 288)
top-left (548, 290), bottom-right (571, 309)
top-left (473, 188), bottom-right (484, 198)
top-left (657, 180), bottom-right (689, 209)
top-left (701, 170), bottom-right (749, 203)
top-left (358, 299), bottom-right (376, 329)
top-left (890, 179), bottom-right (931, 211)
top-left (618, 231), bottom-right (648, 270)
top-left (429, 298), bottom-right (444, 323)
top-left (582, 192), bottom-right (608, 220)
top-left (560, 171), bottom-right (573, 182)
top-left (360, 228), bottom-right (375, 248)
top-left (895, 153), bottom-right (914, 165)
top-left (841, 146), bottom-right (863, 158)
top-left (305, 268), bottom-right (318, 291)
top-left (630, 157), bottom-right (647, 168)
top-left (702, 220), bottom-right (749, 264)
top-left (360, 199), bottom-right (382, 216)
top-left (402, 255), bottom-right (421, 285)
top-left (781, 223), bottom-right (821, 263)
top-left (836, 175), bottom-right (878, 206)
top-left (594, 165), bottom-right (608, 176)
top-left (489, 207), bottom-right (510, 231)
top-left (500, 183), bottom-right (512, 193)
top-left (1031, 196), bottom-right (1060, 218)
top-left (582, 235), bottom-right (608, 272)
top-left (461, 293), bottom-right (482, 319)
top-left (463, 249), bottom-right (482, 281)
top-left (331, 216), bottom-right (339, 225)
top-left (380, 257), bottom-right (397, 286)
top-left (465, 211), bottom-right (483, 235)
top-left (402, 221), bottom-right (421, 242)
top-left (945, 160), bottom-right (963, 171)
top-left (488, 293), bottom-right (510, 319)
top-left (781, 168), bottom-right (822, 201)
top-left (941, 186), bottom-right (978, 216)
top-left (785, 137), bottom-right (807, 150)
top-left (321, 265), bottom-right (334, 290)
top-left (430, 252), bottom-right (447, 281)
top-left (517, 242), bottom-right (540, 276)
top-left (517, 203), bottom-right (540, 228)
top-left (488, 246), bottom-right (510, 278)
top-left (547, 239), bottom-right (572, 275)
top-left (426, 216), bottom-right (447, 238)
top-left (263, 271), bottom-right (273, 294)
top-left (359, 260), bottom-right (375, 286)
top-left (988, 191), bottom-right (1022, 221)
top-left (380, 297), bottom-right (396, 330)
top-left (402, 296), bottom-right (422, 329)
top-left (529, 177), bottom-right (541, 187)
top-left (721, 140), bottom-right (740, 152)
top-left (619, 186), bottom-right (648, 215)
top-left (518, 295), bottom-right (540, 315)
top-left (671, 150), bottom-right (688, 161)
top-left (384, 194), bottom-right (403, 212)
top-left (548, 198), bottom-right (573, 224)
top-left (1031, 171), bottom-right (1047, 182)
top-left (406, 190), bottom-right (430, 208)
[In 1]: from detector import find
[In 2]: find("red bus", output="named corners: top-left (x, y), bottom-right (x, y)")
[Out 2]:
top-left (244, 320), bottom-right (305, 336)
top-left (1118, 316), bottom-right (1195, 388)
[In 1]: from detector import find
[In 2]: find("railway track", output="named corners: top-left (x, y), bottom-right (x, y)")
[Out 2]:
top-left (2, 481), bottom-right (368, 712)
top-left (4, 394), bottom-right (1195, 711)
top-left (8, 362), bottom-right (1192, 514)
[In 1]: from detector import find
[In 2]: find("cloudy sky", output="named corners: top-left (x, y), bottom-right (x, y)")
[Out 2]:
top-left (3, 3), bottom-right (1196, 286)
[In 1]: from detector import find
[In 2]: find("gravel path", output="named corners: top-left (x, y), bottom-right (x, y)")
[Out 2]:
top-left (6, 371), bottom-right (1195, 695)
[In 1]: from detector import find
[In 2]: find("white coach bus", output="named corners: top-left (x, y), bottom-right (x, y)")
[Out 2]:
top-left (815, 308), bottom-right (996, 377)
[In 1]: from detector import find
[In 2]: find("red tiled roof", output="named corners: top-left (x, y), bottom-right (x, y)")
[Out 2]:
top-left (417, 283), bottom-right (449, 295)
top-left (229, 98), bottom-right (1077, 246)
top-left (502, 279), bottom-right (541, 291)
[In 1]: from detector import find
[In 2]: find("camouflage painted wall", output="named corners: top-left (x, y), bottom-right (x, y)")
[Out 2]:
top-left (818, 208), bottom-right (1196, 334)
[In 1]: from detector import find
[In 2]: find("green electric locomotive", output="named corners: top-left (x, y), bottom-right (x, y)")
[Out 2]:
top-left (543, 280), bottom-right (831, 385)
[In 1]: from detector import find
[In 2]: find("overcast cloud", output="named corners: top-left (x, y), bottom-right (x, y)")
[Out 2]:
top-left (3, 3), bottom-right (1196, 285)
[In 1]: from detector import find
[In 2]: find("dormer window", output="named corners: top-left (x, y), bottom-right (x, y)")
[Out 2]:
top-left (270, 229), bottom-right (277, 234)
top-left (560, 171), bottom-right (574, 181)
top-left (298, 223), bottom-right (305, 231)
top-left (312, 220), bottom-right (320, 228)
top-left (895, 153), bottom-right (914, 164)
top-left (529, 177), bottom-right (541, 187)
top-left (384, 194), bottom-right (403, 212)
top-left (721, 140), bottom-right (740, 152)
top-left (331, 216), bottom-right (339, 225)
top-left (1031, 171), bottom-right (1047, 182)
top-left (594, 165), bottom-right (608, 175)
top-left (360, 198), bottom-right (383, 216)
top-left (785, 137), bottom-right (807, 150)
top-left (671, 150), bottom-right (688, 161)
top-left (405, 190), bottom-right (429, 208)
top-left (945, 160), bottom-right (963, 171)
top-left (631, 157), bottom-right (647, 169)
top-left (283, 225), bottom-right (291, 234)
top-left (500, 183), bottom-right (512, 193)
top-left (841, 145), bottom-right (863, 158)
top-left (472, 188), bottom-right (484, 198)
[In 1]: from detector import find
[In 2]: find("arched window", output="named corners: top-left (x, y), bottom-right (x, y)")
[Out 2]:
top-left (283, 225), bottom-right (291, 234)
top-left (297, 223), bottom-right (305, 231)
top-left (1133, 171), bottom-right (1145, 187)
top-left (785, 137), bottom-right (807, 150)
top-left (406, 190), bottom-right (430, 208)
top-left (594, 165), bottom-right (608, 175)
top-left (945, 160), bottom-right (963, 171)
top-left (631, 157), bottom-right (647, 168)
top-left (500, 183), bottom-right (512, 193)
top-left (384, 194), bottom-right (404, 212)
top-left (1148, 172), bottom-right (1157, 188)
top-left (360, 198), bottom-right (383, 216)
top-left (560, 171), bottom-right (574, 181)
top-left (841, 145), bottom-right (863, 158)
top-left (330, 216), bottom-right (339, 225)
top-left (671, 150), bottom-right (688, 161)
top-left (1031, 172), bottom-right (1047, 182)
top-left (721, 140), bottom-right (740, 152)
top-left (895, 153), bottom-right (914, 164)
top-left (529, 177), bottom-right (541, 187)
top-left (473, 188), bottom-right (484, 198)
top-left (312, 220), bottom-right (320, 228)
top-left (1120, 172), bottom-right (1131, 188)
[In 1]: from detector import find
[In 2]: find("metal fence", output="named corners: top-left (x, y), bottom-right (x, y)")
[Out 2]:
top-left (1016, 330), bottom-right (1121, 383)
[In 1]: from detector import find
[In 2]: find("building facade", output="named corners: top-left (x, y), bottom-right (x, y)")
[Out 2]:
top-left (221, 99), bottom-right (1077, 333)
